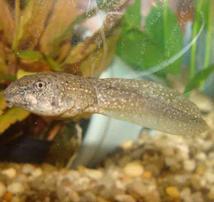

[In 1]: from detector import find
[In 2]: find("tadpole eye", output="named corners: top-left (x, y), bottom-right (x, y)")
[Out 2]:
top-left (35, 81), bottom-right (46, 90)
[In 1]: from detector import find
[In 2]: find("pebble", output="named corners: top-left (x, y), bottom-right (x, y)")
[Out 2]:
top-left (7, 182), bottom-right (25, 194)
top-left (22, 164), bottom-right (35, 175)
top-left (85, 169), bottom-right (103, 180)
top-left (121, 140), bottom-right (134, 150)
top-left (1, 168), bottom-right (16, 178)
top-left (68, 190), bottom-right (80, 202)
top-left (196, 152), bottom-right (207, 161)
top-left (165, 157), bottom-right (179, 168)
top-left (127, 181), bottom-right (145, 197)
top-left (191, 192), bottom-right (204, 202)
top-left (97, 197), bottom-right (111, 202)
top-left (115, 194), bottom-right (136, 202)
top-left (191, 175), bottom-right (206, 190)
top-left (162, 147), bottom-right (175, 156)
top-left (31, 168), bottom-right (42, 178)
top-left (174, 175), bottom-right (188, 184)
top-left (81, 192), bottom-right (96, 202)
top-left (196, 165), bottom-right (206, 175)
top-left (0, 182), bottom-right (6, 198)
top-left (208, 187), bottom-right (214, 200)
top-left (3, 192), bottom-right (13, 201)
top-left (190, 92), bottom-right (213, 112)
top-left (166, 186), bottom-right (180, 198)
top-left (143, 171), bottom-right (152, 179)
top-left (208, 152), bottom-right (214, 159)
top-left (205, 172), bottom-right (214, 184)
top-left (183, 160), bottom-right (196, 172)
top-left (180, 187), bottom-right (192, 201)
top-left (11, 196), bottom-right (22, 202)
top-left (123, 161), bottom-right (144, 177)
top-left (143, 190), bottom-right (161, 202)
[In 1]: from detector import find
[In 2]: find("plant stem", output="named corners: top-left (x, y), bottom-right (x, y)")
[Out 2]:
top-left (54, 0), bottom-right (129, 51)
top-left (12, 0), bottom-right (20, 50)
top-left (190, 0), bottom-right (203, 78)
top-left (163, 0), bottom-right (168, 55)
top-left (203, 0), bottom-right (213, 69)
top-left (199, 0), bottom-right (214, 90)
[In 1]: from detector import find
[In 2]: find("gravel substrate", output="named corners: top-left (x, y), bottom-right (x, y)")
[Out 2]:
top-left (0, 95), bottom-right (213, 202)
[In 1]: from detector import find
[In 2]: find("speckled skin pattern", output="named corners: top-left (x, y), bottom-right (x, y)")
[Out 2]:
top-left (4, 72), bottom-right (208, 136)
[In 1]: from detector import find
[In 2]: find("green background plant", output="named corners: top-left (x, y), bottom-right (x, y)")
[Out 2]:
top-left (116, 0), bottom-right (214, 93)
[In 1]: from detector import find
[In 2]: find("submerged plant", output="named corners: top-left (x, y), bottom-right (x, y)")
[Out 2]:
top-left (117, 0), bottom-right (214, 92)
top-left (117, 0), bottom-right (183, 76)
top-left (187, 0), bottom-right (214, 93)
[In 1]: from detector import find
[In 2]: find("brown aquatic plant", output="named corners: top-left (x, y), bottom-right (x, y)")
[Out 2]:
top-left (0, 0), bottom-right (127, 165)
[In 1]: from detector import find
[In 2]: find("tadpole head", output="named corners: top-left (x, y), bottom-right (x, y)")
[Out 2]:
top-left (4, 73), bottom-right (71, 116)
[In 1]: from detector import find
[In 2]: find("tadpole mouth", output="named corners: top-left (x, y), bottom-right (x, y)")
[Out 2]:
top-left (4, 90), bottom-right (15, 108)
top-left (5, 100), bottom-right (14, 108)
top-left (3, 87), bottom-right (12, 108)
top-left (4, 79), bottom-right (30, 110)
top-left (4, 85), bottom-right (19, 108)
top-left (4, 94), bottom-right (29, 109)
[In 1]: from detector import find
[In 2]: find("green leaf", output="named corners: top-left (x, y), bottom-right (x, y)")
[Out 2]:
top-left (13, 0), bottom-right (54, 50)
top-left (117, 29), bottom-right (164, 68)
top-left (184, 65), bottom-right (214, 93)
top-left (189, 0), bottom-right (204, 77)
top-left (194, 0), bottom-right (211, 30)
top-left (122, 0), bottom-right (141, 31)
top-left (0, 108), bottom-right (30, 134)
top-left (0, 91), bottom-right (6, 116)
top-left (145, 3), bottom-right (183, 74)
top-left (16, 50), bottom-right (43, 62)
top-left (117, 2), bottom-right (183, 75)
top-left (0, 74), bottom-right (16, 82)
top-left (45, 56), bottom-right (62, 71)
top-left (16, 69), bottom-right (35, 79)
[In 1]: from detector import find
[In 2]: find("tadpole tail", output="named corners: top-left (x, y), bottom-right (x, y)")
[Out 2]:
top-left (92, 78), bottom-right (208, 136)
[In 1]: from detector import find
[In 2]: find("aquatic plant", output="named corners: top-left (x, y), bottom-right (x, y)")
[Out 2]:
top-left (0, 0), bottom-right (127, 164)
top-left (117, 0), bottom-right (214, 92)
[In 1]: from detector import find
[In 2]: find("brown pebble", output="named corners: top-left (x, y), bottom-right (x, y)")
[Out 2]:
top-left (143, 171), bottom-right (152, 179)
top-left (31, 168), bottom-right (43, 178)
top-left (96, 197), bottom-right (111, 202)
top-left (68, 190), bottom-right (80, 202)
top-left (7, 182), bottom-right (25, 194)
top-left (192, 192), bottom-right (204, 202)
top-left (22, 164), bottom-right (35, 175)
top-left (1, 168), bottom-right (16, 178)
top-left (85, 169), bottom-right (103, 180)
top-left (0, 182), bottom-right (6, 198)
top-left (127, 181), bottom-right (145, 197)
top-left (207, 187), bottom-right (214, 200)
top-left (180, 187), bottom-right (192, 201)
top-left (121, 140), bottom-right (134, 150)
top-left (183, 159), bottom-right (196, 172)
top-left (2, 191), bottom-right (13, 201)
top-left (115, 194), bottom-right (136, 202)
top-left (11, 196), bottom-right (22, 202)
top-left (123, 161), bottom-right (144, 177)
top-left (80, 192), bottom-right (96, 202)
top-left (144, 191), bottom-right (161, 202)
top-left (166, 186), bottom-right (180, 198)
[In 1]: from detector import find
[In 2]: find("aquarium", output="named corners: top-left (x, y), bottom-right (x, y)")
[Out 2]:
top-left (0, 0), bottom-right (213, 201)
